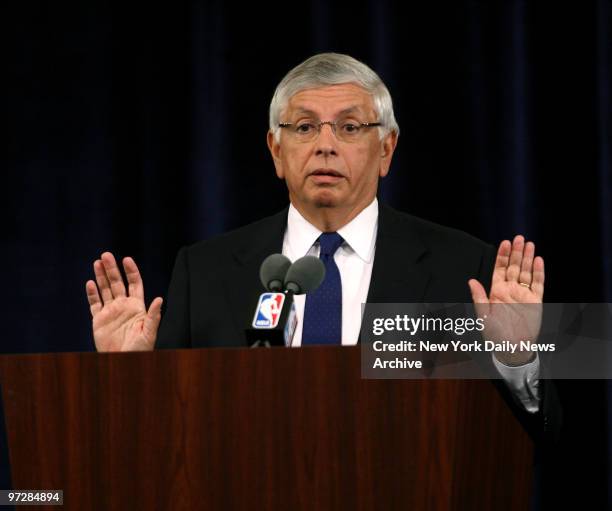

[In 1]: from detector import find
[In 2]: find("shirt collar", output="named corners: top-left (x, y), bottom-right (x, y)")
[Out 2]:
top-left (286, 198), bottom-right (378, 263)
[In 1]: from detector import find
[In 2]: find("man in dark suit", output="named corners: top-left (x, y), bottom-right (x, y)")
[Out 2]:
top-left (85, 53), bottom-right (556, 439)
top-left (154, 203), bottom-right (497, 348)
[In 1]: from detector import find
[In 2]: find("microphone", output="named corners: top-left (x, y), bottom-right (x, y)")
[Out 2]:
top-left (260, 254), bottom-right (292, 291)
top-left (246, 254), bottom-right (325, 347)
top-left (284, 255), bottom-right (325, 294)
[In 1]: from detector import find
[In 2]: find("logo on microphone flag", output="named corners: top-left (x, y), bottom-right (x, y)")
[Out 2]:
top-left (252, 293), bottom-right (286, 328)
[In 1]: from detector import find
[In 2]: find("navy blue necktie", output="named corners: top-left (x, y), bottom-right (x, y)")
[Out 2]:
top-left (302, 232), bottom-right (344, 345)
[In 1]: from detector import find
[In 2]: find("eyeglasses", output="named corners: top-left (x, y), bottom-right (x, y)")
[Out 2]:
top-left (278, 119), bottom-right (382, 143)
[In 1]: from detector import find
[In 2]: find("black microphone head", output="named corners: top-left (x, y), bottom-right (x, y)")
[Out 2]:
top-left (284, 256), bottom-right (325, 295)
top-left (259, 254), bottom-right (292, 291)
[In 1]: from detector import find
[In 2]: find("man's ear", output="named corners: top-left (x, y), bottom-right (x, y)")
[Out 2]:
top-left (267, 130), bottom-right (284, 179)
top-left (379, 131), bottom-right (398, 178)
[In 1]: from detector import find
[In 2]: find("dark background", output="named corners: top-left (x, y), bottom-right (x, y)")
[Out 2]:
top-left (4, 0), bottom-right (611, 508)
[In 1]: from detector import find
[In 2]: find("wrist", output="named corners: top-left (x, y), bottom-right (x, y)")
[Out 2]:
top-left (494, 350), bottom-right (537, 367)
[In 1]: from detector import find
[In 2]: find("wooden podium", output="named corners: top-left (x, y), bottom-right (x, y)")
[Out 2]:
top-left (0, 346), bottom-right (533, 510)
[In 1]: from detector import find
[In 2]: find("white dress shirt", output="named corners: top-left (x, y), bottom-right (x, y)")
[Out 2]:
top-left (282, 198), bottom-right (377, 346)
top-left (281, 198), bottom-right (540, 413)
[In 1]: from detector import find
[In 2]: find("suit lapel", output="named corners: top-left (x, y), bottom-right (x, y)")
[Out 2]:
top-left (367, 203), bottom-right (432, 303)
top-left (224, 208), bottom-right (289, 344)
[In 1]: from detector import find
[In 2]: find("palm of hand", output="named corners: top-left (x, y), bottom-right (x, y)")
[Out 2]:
top-left (86, 253), bottom-right (163, 352)
top-left (93, 296), bottom-right (152, 352)
top-left (484, 280), bottom-right (542, 345)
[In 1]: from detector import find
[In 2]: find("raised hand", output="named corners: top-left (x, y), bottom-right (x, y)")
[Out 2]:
top-left (468, 235), bottom-right (545, 365)
top-left (85, 252), bottom-right (163, 352)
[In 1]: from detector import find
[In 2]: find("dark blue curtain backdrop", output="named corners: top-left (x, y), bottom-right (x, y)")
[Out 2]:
top-left (4, 0), bottom-right (611, 508)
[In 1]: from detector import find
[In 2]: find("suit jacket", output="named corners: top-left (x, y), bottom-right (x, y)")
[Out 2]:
top-left (156, 202), bottom-right (561, 443)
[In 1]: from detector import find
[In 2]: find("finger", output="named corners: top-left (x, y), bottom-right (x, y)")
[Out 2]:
top-left (123, 257), bottom-right (145, 300)
top-left (468, 279), bottom-right (489, 318)
top-left (86, 280), bottom-right (103, 316)
top-left (519, 241), bottom-right (535, 287)
top-left (101, 252), bottom-right (127, 299)
top-left (468, 278), bottom-right (489, 304)
top-left (94, 259), bottom-right (114, 303)
top-left (143, 297), bottom-right (163, 344)
top-left (506, 235), bottom-right (525, 282)
top-left (531, 256), bottom-right (545, 299)
top-left (492, 240), bottom-right (512, 285)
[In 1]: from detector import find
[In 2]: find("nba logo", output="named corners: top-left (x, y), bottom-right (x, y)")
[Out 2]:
top-left (252, 293), bottom-right (286, 328)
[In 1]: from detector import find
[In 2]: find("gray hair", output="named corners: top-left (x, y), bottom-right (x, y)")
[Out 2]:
top-left (269, 52), bottom-right (400, 142)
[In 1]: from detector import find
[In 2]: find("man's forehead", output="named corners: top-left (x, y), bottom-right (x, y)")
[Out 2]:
top-left (285, 84), bottom-right (375, 116)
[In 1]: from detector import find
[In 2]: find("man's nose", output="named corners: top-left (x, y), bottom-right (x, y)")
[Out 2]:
top-left (314, 123), bottom-right (338, 157)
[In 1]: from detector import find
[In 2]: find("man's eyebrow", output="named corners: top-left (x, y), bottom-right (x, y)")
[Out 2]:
top-left (337, 106), bottom-right (364, 115)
